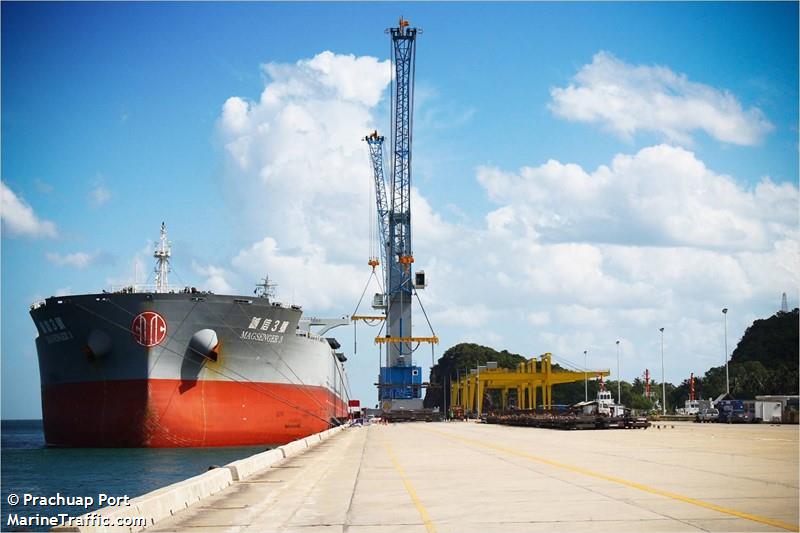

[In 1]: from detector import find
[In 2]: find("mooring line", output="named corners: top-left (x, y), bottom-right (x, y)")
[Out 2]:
top-left (422, 427), bottom-right (799, 532)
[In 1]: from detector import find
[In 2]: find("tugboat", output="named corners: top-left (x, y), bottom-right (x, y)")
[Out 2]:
top-left (576, 375), bottom-right (626, 417)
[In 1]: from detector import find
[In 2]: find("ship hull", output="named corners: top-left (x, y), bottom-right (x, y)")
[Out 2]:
top-left (42, 379), bottom-right (341, 447)
top-left (31, 292), bottom-right (349, 448)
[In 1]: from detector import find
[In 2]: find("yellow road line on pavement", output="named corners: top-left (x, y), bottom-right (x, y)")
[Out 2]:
top-left (424, 427), bottom-right (799, 532)
top-left (382, 439), bottom-right (437, 533)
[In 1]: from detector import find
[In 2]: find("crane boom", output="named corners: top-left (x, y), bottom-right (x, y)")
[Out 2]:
top-left (364, 132), bottom-right (390, 270)
top-left (388, 19), bottom-right (417, 268)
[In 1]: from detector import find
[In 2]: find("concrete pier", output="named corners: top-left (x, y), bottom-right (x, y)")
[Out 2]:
top-left (145, 421), bottom-right (798, 532)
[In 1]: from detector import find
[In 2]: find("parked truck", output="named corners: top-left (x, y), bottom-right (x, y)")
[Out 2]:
top-left (753, 400), bottom-right (782, 423)
top-left (716, 399), bottom-right (746, 423)
top-left (695, 399), bottom-right (719, 423)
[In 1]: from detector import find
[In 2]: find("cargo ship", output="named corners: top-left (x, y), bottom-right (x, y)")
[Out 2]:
top-left (30, 223), bottom-right (350, 447)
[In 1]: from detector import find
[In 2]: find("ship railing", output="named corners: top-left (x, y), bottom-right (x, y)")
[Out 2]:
top-left (110, 284), bottom-right (204, 295)
top-left (295, 330), bottom-right (323, 341)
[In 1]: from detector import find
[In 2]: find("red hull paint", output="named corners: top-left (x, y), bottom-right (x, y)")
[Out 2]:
top-left (42, 379), bottom-right (348, 447)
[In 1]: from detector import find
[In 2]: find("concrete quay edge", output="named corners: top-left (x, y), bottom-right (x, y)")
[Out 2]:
top-left (52, 424), bottom-right (346, 533)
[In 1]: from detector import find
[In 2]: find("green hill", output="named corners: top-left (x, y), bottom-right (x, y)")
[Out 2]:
top-left (731, 308), bottom-right (798, 367)
top-left (695, 308), bottom-right (799, 400)
top-left (422, 343), bottom-right (525, 409)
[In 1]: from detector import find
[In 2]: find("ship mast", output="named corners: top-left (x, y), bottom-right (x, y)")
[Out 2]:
top-left (255, 275), bottom-right (277, 300)
top-left (153, 222), bottom-right (171, 293)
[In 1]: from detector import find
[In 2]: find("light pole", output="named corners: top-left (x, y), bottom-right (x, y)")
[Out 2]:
top-left (722, 308), bottom-right (729, 395)
top-left (659, 327), bottom-right (665, 415)
top-left (584, 350), bottom-right (588, 402)
top-left (616, 340), bottom-right (621, 405)
top-left (443, 373), bottom-right (447, 420)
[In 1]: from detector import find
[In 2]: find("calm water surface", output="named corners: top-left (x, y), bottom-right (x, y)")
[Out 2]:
top-left (1, 420), bottom-right (264, 531)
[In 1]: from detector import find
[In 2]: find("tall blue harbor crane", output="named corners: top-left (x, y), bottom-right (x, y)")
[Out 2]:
top-left (364, 18), bottom-right (437, 413)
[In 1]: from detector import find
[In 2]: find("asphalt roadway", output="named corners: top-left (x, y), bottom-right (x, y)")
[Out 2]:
top-left (147, 420), bottom-right (799, 533)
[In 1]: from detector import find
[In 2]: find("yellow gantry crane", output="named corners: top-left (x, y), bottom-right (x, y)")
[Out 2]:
top-left (450, 353), bottom-right (610, 416)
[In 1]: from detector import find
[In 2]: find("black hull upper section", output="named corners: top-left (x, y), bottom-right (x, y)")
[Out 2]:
top-left (30, 291), bottom-right (350, 447)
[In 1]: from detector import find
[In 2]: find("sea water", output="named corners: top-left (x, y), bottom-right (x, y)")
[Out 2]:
top-left (1, 420), bottom-right (265, 531)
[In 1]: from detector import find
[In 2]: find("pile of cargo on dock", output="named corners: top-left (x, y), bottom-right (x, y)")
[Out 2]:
top-left (483, 410), bottom-right (650, 430)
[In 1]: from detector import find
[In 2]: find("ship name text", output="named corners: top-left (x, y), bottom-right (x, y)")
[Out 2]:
top-left (247, 317), bottom-right (290, 333)
top-left (240, 331), bottom-right (284, 344)
top-left (36, 317), bottom-right (74, 344)
top-left (240, 317), bottom-right (290, 343)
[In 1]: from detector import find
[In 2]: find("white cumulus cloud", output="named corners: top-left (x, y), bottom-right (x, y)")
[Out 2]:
top-left (0, 181), bottom-right (57, 238)
top-left (413, 145), bottom-right (797, 381)
top-left (192, 262), bottom-right (234, 294)
top-left (231, 237), bottom-right (364, 310)
top-left (477, 144), bottom-right (797, 252)
top-left (45, 252), bottom-right (95, 268)
top-left (218, 51), bottom-right (392, 266)
top-left (549, 52), bottom-right (773, 145)
top-left (216, 50), bottom-right (394, 311)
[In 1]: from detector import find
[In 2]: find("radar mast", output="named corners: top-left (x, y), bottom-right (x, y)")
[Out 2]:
top-left (255, 275), bottom-right (278, 300)
top-left (153, 222), bottom-right (171, 293)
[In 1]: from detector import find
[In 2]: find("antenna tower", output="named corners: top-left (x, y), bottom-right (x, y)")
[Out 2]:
top-left (153, 222), bottom-right (171, 293)
top-left (255, 276), bottom-right (278, 300)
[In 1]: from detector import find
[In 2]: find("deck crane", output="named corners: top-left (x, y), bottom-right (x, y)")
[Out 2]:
top-left (366, 18), bottom-right (438, 414)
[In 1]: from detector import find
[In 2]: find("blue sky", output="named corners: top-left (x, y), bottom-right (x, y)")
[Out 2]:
top-left (2, 2), bottom-right (798, 419)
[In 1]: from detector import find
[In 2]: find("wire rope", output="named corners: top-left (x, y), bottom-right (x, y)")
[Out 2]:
top-left (411, 285), bottom-right (437, 338)
top-left (74, 299), bottom-right (334, 426)
top-left (105, 295), bottom-right (331, 415)
top-left (351, 270), bottom-right (378, 318)
top-left (86, 297), bottom-right (332, 420)
top-left (225, 302), bottom-right (332, 412)
top-left (114, 251), bottom-right (341, 417)
top-left (551, 353), bottom-right (589, 372)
